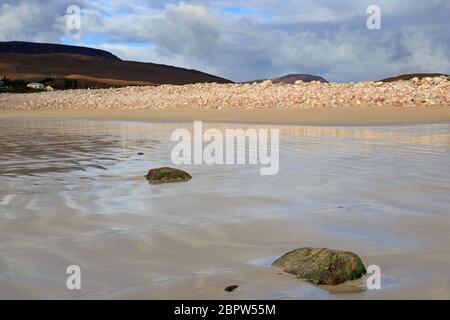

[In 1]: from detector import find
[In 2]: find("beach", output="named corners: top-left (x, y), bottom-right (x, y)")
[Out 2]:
top-left (2, 0), bottom-right (450, 306)
top-left (1, 119), bottom-right (450, 299)
top-left (1, 77), bottom-right (450, 299)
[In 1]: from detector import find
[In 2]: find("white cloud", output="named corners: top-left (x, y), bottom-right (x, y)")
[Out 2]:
top-left (0, 0), bottom-right (88, 42)
top-left (270, 28), bottom-right (450, 82)
top-left (1, 0), bottom-right (449, 82)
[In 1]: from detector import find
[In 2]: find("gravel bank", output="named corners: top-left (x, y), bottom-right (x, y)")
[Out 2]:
top-left (0, 77), bottom-right (449, 111)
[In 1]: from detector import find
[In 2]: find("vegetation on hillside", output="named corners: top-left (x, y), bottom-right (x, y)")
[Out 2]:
top-left (0, 77), bottom-right (48, 93)
top-left (0, 76), bottom-right (80, 93)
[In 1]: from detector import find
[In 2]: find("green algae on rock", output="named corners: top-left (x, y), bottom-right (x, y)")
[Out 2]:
top-left (272, 247), bottom-right (366, 286)
top-left (145, 167), bottom-right (192, 184)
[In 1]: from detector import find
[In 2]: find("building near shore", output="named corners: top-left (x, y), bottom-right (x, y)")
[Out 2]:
top-left (27, 83), bottom-right (45, 90)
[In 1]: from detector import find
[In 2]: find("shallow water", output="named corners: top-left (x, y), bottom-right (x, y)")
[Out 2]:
top-left (0, 119), bottom-right (449, 299)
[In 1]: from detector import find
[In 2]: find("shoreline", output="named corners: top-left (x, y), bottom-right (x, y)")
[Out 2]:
top-left (1, 106), bottom-right (450, 126)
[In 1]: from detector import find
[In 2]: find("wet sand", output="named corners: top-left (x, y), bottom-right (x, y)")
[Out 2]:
top-left (1, 120), bottom-right (450, 299)
top-left (1, 106), bottom-right (450, 126)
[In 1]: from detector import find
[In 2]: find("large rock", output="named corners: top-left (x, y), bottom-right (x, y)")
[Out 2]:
top-left (272, 247), bottom-right (366, 285)
top-left (145, 167), bottom-right (192, 184)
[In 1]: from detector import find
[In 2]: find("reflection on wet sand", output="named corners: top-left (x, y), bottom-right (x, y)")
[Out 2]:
top-left (0, 119), bottom-right (449, 299)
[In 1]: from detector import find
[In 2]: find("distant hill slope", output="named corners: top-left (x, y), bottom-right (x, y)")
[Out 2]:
top-left (0, 41), bottom-right (232, 88)
top-left (380, 73), bottom-right (450, 82)
top-left (244, 73), bottom-right (329, 84)
top-left (0, 41), bottom-right (119, 60)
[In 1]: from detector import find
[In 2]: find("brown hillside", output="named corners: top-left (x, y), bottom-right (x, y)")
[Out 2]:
top-left (0, 51), bottom-right (231, 88)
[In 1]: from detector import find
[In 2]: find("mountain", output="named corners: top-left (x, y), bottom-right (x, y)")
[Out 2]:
top-left (244, 73), bottom-right (329, 84)
top-left (0, 41), bottom-right (232, 88)
top-left (0, 41), bottom-right (119, 60)
top-left (379, 73), bottom-right (450, 82)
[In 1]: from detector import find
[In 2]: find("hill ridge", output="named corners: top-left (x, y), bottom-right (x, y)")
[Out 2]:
top-left (0, 41), bottom-right (120, 60)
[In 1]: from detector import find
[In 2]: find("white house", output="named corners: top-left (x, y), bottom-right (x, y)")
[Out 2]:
top-left (27, 83), bottom-right (45, 90)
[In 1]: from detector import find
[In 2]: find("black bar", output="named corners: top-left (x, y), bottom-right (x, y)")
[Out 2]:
top-left (0, 300), bottom-right (444, 319)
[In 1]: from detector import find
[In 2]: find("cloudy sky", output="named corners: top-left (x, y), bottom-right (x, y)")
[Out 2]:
top-left (1, 0), bottom-right (449, 82)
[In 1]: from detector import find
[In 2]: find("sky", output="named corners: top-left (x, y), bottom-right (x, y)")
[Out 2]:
top-left (0, 0), bottom-right (449, 82)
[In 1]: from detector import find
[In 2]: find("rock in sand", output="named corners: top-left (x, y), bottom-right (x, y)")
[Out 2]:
top-left (224, 285), bottom-right (239, 292)
top-left (145, 167), bottom-right (192, 184)
top-left (272, 247), bottom-right (366, 285)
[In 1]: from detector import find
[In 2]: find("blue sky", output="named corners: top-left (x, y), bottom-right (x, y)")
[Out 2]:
top-left (1, 0), bottom-right (449, 82)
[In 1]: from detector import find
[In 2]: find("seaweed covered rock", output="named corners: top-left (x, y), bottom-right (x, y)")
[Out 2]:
top-left (145, 167), bottom-right (191, 184)
top-left (272, 247), bottom-right (366, 285)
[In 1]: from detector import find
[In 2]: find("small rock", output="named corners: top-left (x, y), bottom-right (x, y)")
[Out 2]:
top-left (432, 77), bottom-right (445, 84)
top-left (137, 152), bottom-right (144, 155)
top-left (224, 285), bottom-right (239, 292)
top-left (374, 81), bottom-right (384, 87)
top-left (411, 77), bottom-right (420, 84)
top-left (145, 167), bottom-right (192, 184)
top-left (272, 247), bottom-right (366, 286)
